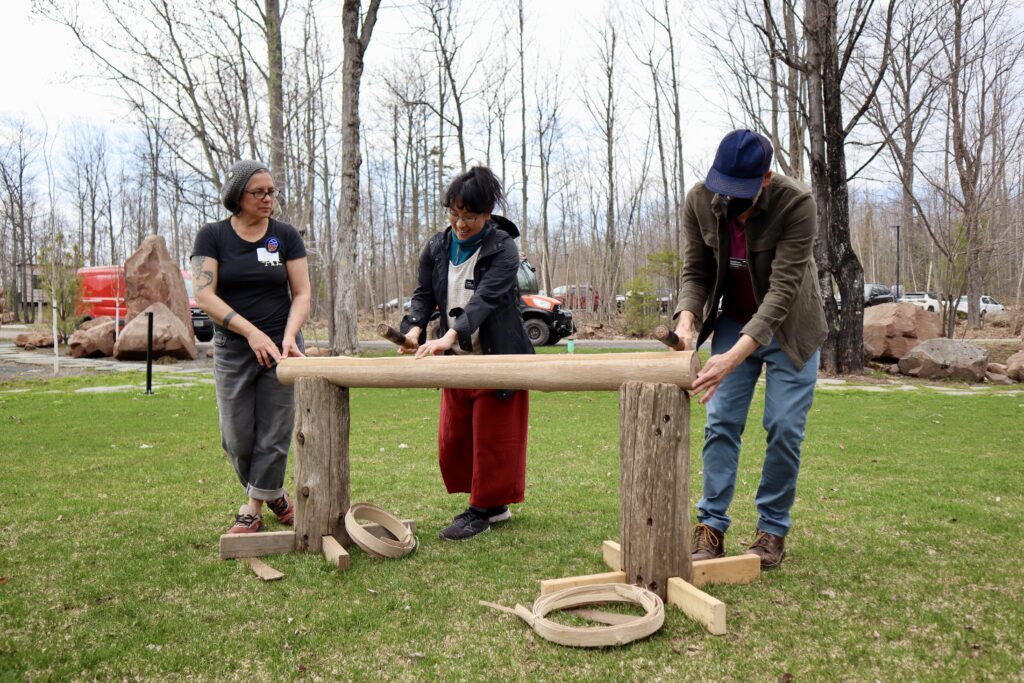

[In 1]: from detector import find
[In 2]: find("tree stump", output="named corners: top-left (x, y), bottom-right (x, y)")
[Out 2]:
top-left (619, 381), bottom-right (691, 598)
top-left (293, 377), bottom-right (350, 552)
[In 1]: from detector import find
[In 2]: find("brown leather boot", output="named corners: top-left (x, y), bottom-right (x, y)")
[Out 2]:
top-left (691, 523), bottom-right (725, 561)
top-left (745, 529), bottom-right (786, 568)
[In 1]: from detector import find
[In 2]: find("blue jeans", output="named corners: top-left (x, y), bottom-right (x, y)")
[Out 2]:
top-left (697, 316), bottom-right (819, 538)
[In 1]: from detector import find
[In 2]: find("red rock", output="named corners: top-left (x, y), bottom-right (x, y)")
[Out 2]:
top-left (113, 302), bottom-right (198, 360)
top-left (14, 332), bottom-right (54, 348)
top-left (863, 303), bottom-right (940, 361)
top-left (69, 319), bottom-right (116, 358)
top-left (124, 235), bottom-right (193, 335)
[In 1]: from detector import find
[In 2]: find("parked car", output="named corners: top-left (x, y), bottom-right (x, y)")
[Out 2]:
top-left (864, 283), bottom-right (895, 307)
top-left (615, 288), bottom-right (674, 313)
top-left (899, 291), bottom-right (939, 312)
top-left (957, 295), bottom-right (1005, 317)
top-left (76, 265), bottom-right (213, 342)
top-left (517, 259), bottom-right (575, 346)
top-left (378, 297), bottom-right (412, 312)
top-left (552, 284), bottom-right (601, 312)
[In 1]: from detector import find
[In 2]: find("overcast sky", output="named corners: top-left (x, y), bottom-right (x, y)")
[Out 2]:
top-left (4, 0), bottom-right (734, 183)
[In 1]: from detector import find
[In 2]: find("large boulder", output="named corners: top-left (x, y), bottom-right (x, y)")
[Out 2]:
top-left (124, 235), bottom-right (193, 335)
top-left (113, 302), bottom-right (198, 360)
top-left (78, 316), bottom-right (114, 331)
top-left (69, 319), bottom-right (116, 358)
top-left (1006, 350), bottom-right (1024, 382)
top-left (898, 338), bottom-right (989, 382)
top-left (863, 303), bottom-right (940, 361)
top-left (14, 332), bottom-right (54, 349)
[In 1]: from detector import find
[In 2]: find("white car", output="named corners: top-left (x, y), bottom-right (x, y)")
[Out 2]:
top-left (899, 292), bottom-right (939, 312)
top-left (957, 295), bottom-right (1005, 317)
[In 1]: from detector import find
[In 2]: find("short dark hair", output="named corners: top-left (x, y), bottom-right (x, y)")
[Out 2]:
top-left (441, 166), bottom-right (507, 214)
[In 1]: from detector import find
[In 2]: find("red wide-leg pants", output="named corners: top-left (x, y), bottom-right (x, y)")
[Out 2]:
top-left (438, 388), bottom-right (529, 508)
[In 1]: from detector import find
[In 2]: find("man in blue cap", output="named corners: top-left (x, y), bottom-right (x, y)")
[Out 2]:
top-left (671, 129), bottom-right (827, 569)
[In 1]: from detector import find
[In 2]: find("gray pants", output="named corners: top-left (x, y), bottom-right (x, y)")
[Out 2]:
top-left (213, 331), bottom-right (299, 501)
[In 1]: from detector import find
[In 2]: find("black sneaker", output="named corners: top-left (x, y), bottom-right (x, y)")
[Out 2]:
top-left (438, 506), bottom-right (509, 541)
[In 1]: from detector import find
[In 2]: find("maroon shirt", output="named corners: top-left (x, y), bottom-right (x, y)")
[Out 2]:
top-left (721, 218), bottom-right (759, 324)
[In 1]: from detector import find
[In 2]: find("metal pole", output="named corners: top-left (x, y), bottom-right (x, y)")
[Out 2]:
top-left (145, 311), bottom-right (154, 395)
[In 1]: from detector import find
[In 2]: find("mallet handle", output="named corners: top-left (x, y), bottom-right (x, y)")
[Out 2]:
top-left (653, 325), bottom-right (681, 349)
top-left (377, 323), bottom-right (417, 350)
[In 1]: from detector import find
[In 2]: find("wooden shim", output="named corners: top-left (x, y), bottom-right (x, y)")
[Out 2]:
top-left (603, 540), bottom-right (622, 571)
top-left (322, 535), bottom-right (350, 570)
top-left (689, 555), bottom-right (760, 589)
top-left (603, 541), bottom-right (760, 588)
top-left (220, 531), bottom-right (296, 559)
top-left (667, 577), bottom-right (726, 635)
top-left (539, 571), bottom-right (626, 595)
top-left (276, 352), bottom-right (699, 392)
top-left (619, 382), bottom-right (691, 599)
top-left (294, 378), bottom-right (350, 553)
top-left (243, 557), bottom-right (284, 581)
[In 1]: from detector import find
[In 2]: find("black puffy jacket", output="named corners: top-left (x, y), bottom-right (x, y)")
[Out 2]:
top-left (400, 216), bottom-right (534, 356)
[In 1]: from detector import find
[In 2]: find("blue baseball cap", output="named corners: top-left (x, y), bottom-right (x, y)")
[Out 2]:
top-left (705, 129), bottom-right (773, 198)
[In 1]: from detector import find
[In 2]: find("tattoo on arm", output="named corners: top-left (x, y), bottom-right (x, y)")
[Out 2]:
top-left (222, 311), bottom-right (237, 329)
top-left (189, 256), bottom-right (214, 293)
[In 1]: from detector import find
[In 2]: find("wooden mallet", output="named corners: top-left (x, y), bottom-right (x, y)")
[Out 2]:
top-left (653, 324), bottom-right (682, 349)
top-left (377, 323), bottom-right (417, 350)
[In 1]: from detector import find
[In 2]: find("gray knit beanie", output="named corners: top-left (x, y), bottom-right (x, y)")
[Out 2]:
top-left (221, 160), bottom-right (270, 214)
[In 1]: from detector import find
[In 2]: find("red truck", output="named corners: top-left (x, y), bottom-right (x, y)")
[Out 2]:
top-left (76, 265), bottom-right (213, 341)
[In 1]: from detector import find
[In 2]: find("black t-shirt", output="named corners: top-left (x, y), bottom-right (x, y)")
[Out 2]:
top-left (191, 218), bottom-right (306, 339)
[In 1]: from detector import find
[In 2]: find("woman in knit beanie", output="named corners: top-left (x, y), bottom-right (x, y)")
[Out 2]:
top-left (190, 160), bottom-right (311, 534)
top-left (398, 166), bottom-right (535, 541)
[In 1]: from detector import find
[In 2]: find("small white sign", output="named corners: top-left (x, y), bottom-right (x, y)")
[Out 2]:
top-left (257, 248), bottom-right (281, 265)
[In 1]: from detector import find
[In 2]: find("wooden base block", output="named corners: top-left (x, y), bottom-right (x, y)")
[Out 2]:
top-left (539, 570), bottom-right (626, 595)
top-left (220, 531), bottom-right (296, 559)
top-left (243, 557), bottom-right (284, 581)
top-left (322, 535), bottom-right (350, 570)
top-left (602, 540), bottom-right (622, 571)
top-left (602, 540), bottom-right (759, 588)
top-left (689, 554), bottom-right (760, 589)
top-left (667, 577), bottom-right (726, 635)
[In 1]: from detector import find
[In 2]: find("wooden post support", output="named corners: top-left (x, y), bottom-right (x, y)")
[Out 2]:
top-left (667, 577), bottom-right (726, 635)
top-left (619, 381), bottom-right (691, 599)
top-left (322, 535), bottom-right (350, 570)
top-left (294, 377), bottom-right (350, 553)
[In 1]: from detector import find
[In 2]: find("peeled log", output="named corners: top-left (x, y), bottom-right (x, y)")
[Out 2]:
top-left (276, 351), bottom-right (699, 392)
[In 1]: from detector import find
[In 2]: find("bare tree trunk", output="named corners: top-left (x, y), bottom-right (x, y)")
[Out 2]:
top-left (334, 0), bottom-right (382, 354)
top-left (265, 0), bottom-right (288, 219)
top-left (518, 0), bottom-right (529, 255)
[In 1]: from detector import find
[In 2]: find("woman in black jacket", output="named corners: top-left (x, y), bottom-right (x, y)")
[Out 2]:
top-left (400, 166), bottom-right (533, 541)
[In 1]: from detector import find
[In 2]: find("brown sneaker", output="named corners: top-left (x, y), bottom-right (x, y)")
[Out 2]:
top-left (691, 523), bottom-right (725, 561)
top-left (228, 508), bottom-right (264, 534)
top-left (266, 492), bottom-right (294, 525)
top-left (745, 529), bottom-right (786, 568)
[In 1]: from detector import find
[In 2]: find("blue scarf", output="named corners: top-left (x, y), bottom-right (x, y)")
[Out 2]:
top-left (449, 225), bottom-right (489, 265)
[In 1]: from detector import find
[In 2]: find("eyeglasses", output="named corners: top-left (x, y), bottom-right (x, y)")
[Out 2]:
top-left (448, 209), bottom-right (482, 225)
top-left (245, 188), bottom-right (278, 200)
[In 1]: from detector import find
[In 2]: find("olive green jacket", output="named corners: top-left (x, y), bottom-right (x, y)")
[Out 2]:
top-left (675, 174), bottom-right (827, 369)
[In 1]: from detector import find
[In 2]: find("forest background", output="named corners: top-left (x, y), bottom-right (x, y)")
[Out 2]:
top-left (2, 0), bottom-right (1023, 374)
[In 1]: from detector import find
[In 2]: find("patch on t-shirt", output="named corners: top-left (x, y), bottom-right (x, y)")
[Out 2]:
top-left (257, 248), bottom-right (282, 267)
top-left (729, 257), bottom-right (747, 270)
top-left (265, 237), bottom-right (280, 253)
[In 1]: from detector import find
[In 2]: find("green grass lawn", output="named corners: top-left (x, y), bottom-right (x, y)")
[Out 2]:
top-left (1, 367), bottom-right (1022, 681)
